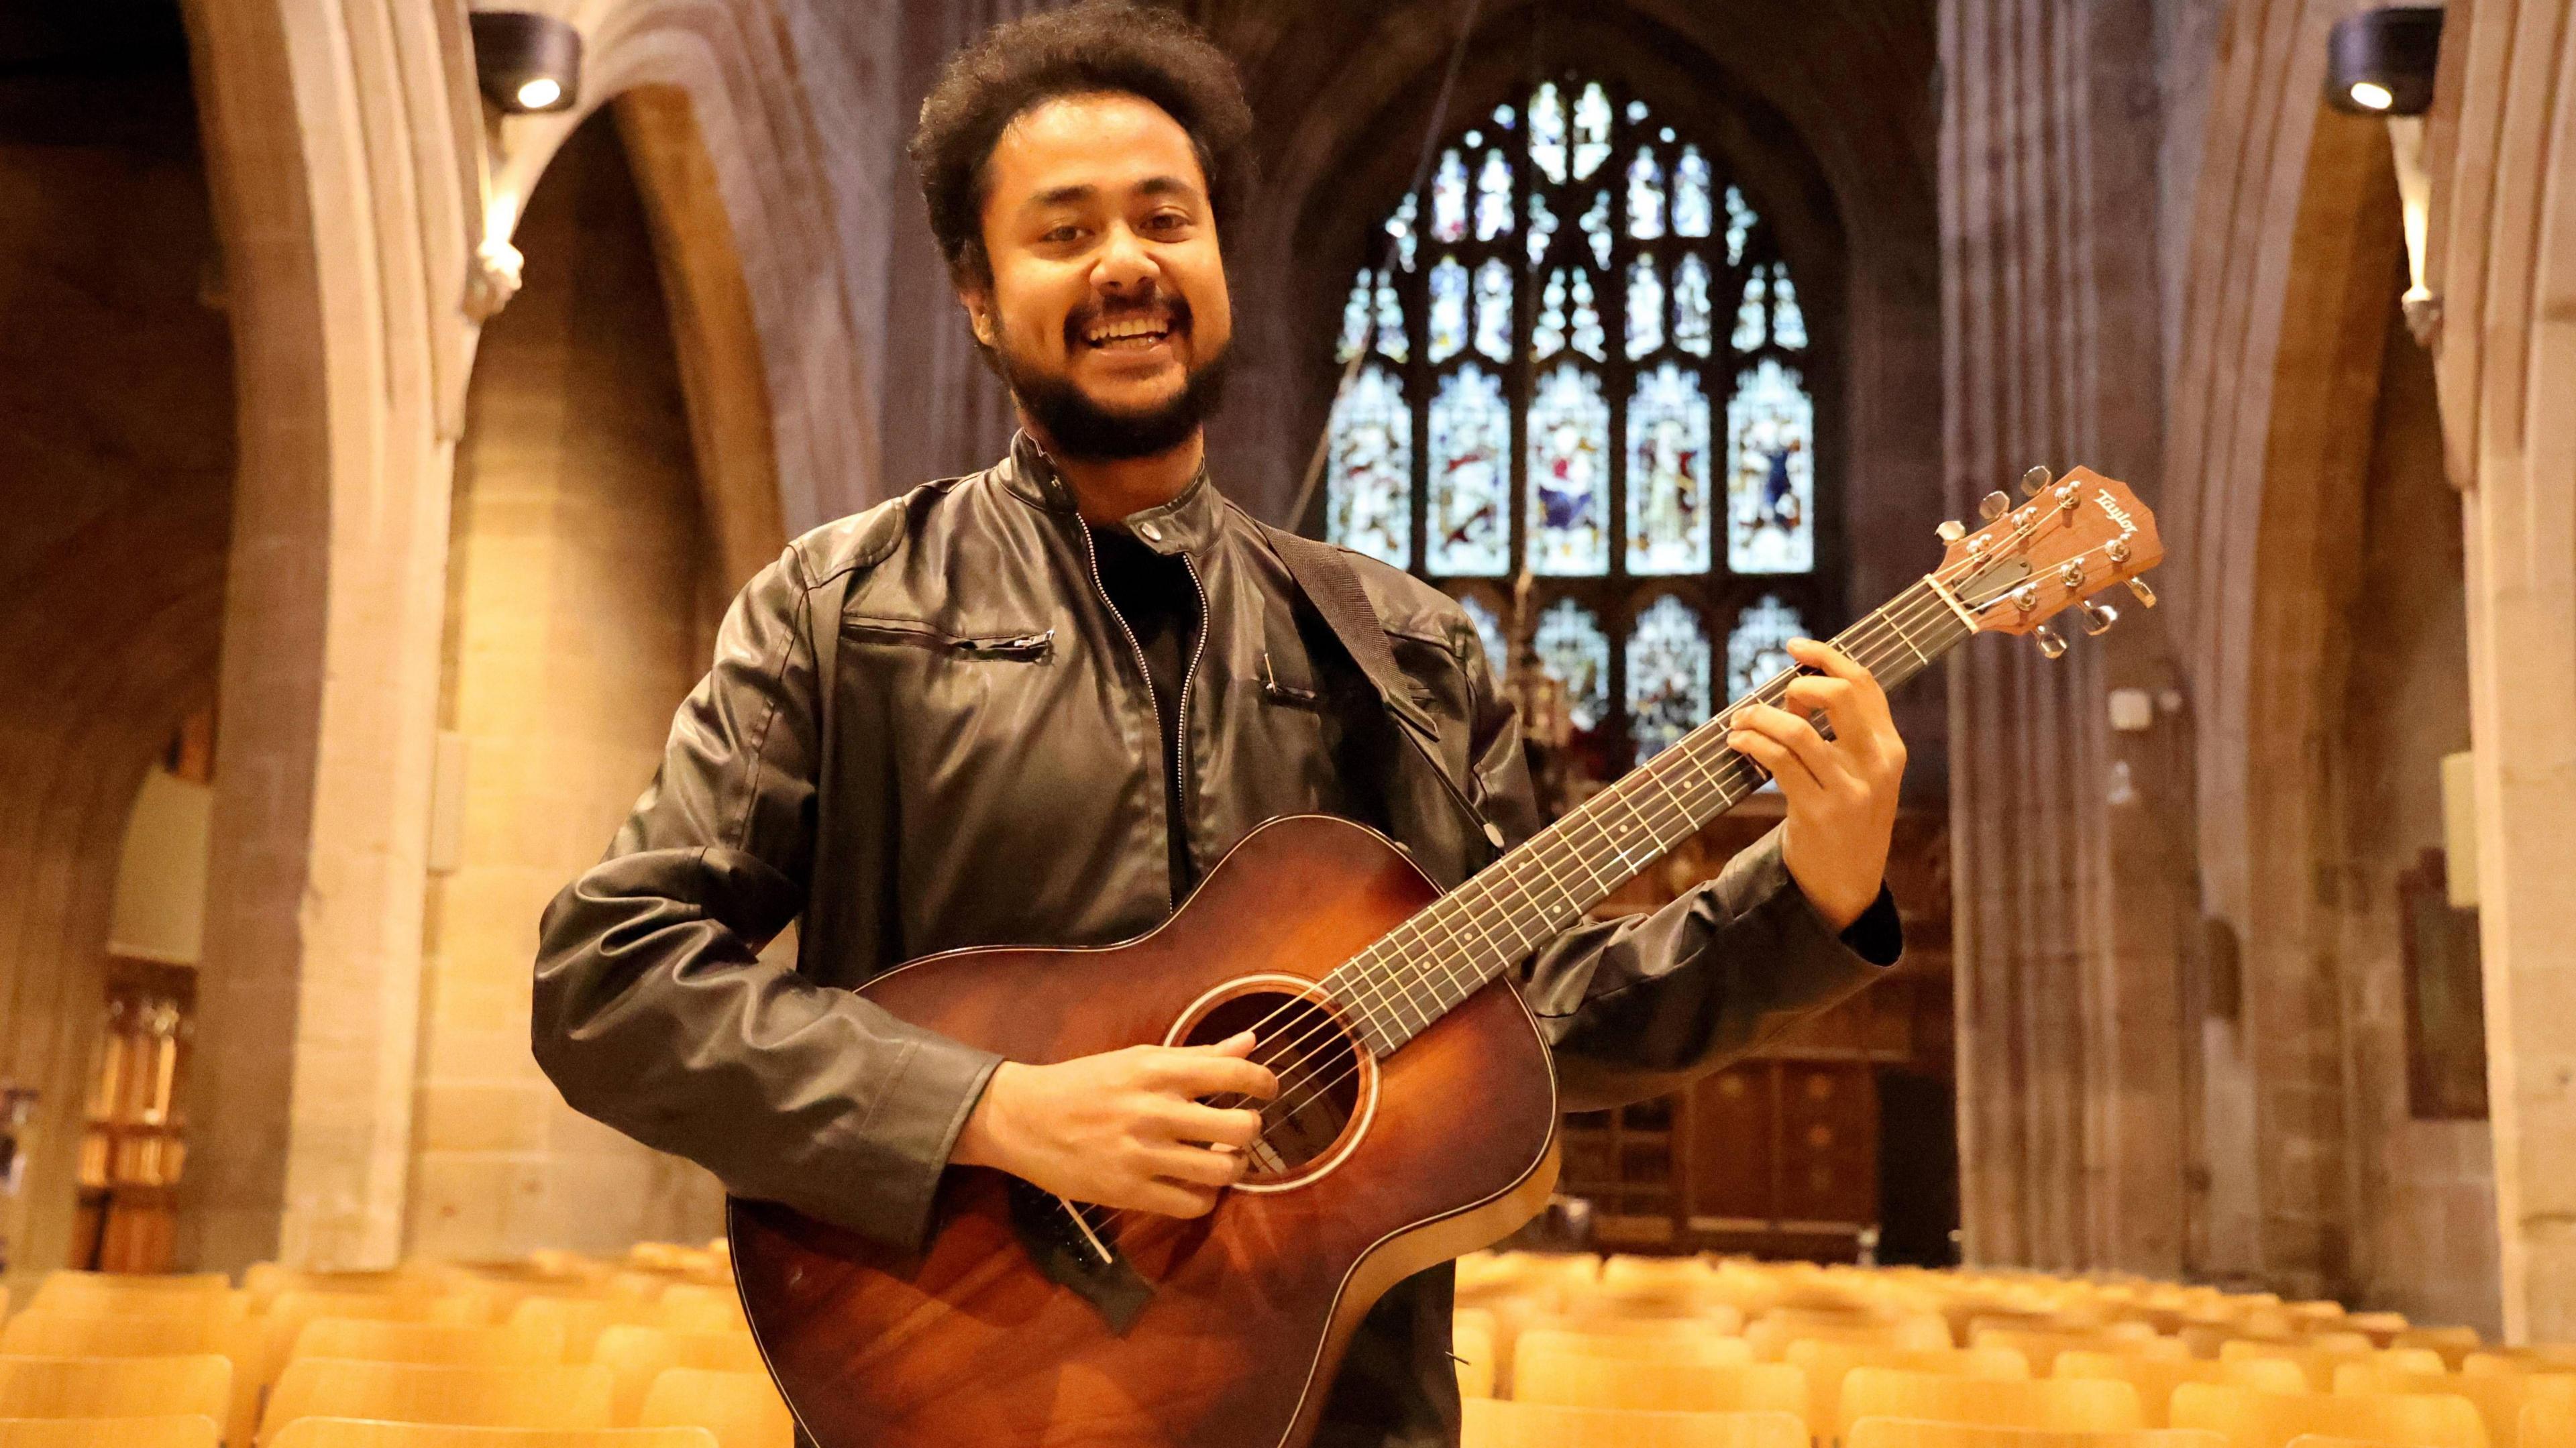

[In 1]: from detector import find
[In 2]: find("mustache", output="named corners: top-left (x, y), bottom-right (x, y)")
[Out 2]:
top-left (1064, 294), bottom-right (1191, 346)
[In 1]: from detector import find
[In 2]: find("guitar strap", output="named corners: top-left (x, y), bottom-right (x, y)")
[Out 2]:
top-left (1258, 524), bottom-right (1510, 877)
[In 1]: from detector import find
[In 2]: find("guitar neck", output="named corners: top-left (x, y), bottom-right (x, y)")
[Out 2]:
top-left (1325, 574), bottom-right (1974, 1058)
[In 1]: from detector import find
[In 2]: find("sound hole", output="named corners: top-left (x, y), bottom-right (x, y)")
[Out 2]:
top-left (1181, 989), bottom-right (1365, 1182)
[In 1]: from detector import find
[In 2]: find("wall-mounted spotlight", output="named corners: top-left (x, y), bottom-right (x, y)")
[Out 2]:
top-left (2326, 7), bottom-right (2442, 116)
top-left (2326, 7), bottom-right (2445, 344)
top-left (469, 11), bottom-right (582, 115)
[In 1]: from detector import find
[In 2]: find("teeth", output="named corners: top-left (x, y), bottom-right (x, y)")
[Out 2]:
top-left (1087, 318), bottom-right (1169, 344)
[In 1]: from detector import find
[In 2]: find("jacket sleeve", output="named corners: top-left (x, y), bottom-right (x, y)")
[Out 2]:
top-left (1453, 623), bottom-right (1901, 1115)
top-left (531, 545), bottom-right (1002, 1254)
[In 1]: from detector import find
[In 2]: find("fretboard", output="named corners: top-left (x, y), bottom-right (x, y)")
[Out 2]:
top-left (1326, 574), bottom-right (1975, 1058)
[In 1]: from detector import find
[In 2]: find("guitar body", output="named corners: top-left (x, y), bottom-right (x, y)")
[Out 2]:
top-left (728, 814), bottom-right (1562, 1448)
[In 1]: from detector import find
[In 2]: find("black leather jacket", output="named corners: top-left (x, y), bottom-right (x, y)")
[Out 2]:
top-left (533, 435), bottom-right (1896, 1447)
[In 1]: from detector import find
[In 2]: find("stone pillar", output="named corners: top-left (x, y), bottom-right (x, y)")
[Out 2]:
top-left (1939, 0), bottom-right (2190, 1275)
top-left (2423, 0), bottom-right (2576, 1344)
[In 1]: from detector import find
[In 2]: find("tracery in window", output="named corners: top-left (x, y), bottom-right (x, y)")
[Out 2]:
top-left (1318, 70), bottom-right (1830, 771)
top-left (1627, 595), bottom-right (1713, 760)
top-left (1427, 365), bottom-right (1510, 576)
top-left (1324, 363), bottom-right (1411, 568)
top-left (1727, 594), bottom-right (1807, 700)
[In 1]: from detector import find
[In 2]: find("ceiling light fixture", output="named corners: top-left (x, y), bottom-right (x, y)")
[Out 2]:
top-left (469, 11), bottom-right (582, 115)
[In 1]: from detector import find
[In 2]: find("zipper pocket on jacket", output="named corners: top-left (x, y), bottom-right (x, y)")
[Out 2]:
top-left (841, 618), bottom-right (1055, 661)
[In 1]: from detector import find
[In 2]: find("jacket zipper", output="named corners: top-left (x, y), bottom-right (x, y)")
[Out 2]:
top-left (1075, 524), bottom-right (1203, 908)
top-left (841, 618), bottom-right (1055, 661)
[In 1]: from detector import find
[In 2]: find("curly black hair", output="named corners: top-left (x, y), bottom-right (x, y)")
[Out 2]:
top-left (909, 1), bottom-right (1255, 288)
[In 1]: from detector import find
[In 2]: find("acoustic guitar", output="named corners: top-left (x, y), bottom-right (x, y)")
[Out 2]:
top-left (728, 466), bottom-right (2163, 1447)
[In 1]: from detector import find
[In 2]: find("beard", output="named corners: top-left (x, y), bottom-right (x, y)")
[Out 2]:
top-left (993, 295), bottom-right (1232, 463)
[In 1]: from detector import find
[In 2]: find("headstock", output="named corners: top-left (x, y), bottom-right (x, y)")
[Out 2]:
top-left (1933, 465), bottom-right (2163, 659)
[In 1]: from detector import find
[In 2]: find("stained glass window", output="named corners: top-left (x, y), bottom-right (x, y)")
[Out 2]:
top-left (1476, 151), bottom-right (1515, 241)
top-left (1674, 254), bottom-right (1713, 356)
top-left (1536, 598), bottom-right (1609, 731)
top-left (1627, 147), bottom-right (1666, 239)
top-left (1627, 363), bottom-right (1709, 575)
top-left (1733, 267), bottom-right (1768, 351)
top-left (1767, 263), bottom-right (1808, 349)
top-left (1727, 594), bottom-right (1807, 701)
top-left (1527, 364), bottom-right (1609, 575)
top-left (1727, 359), bottom-right (1814, 574)
top-left (1428, 365), bottom-right (1509, 575)
top-left (1527, 192), bottom-right (1558, 268)
top-left (1428, 256), bottom-right (1467, 363)
top-left (1432, 150), bottom-right (1468, 243)
top-left (1625, 256), bottom-right (1665, 359)
top-left (1579, 192), bottom-right (1613, 268)
top-left (1572, 82), bottom-right (1612, 180)
top-left (1320, 72), bottom-right (1828, 776)
top-left (1459, 593), bottom-right (1507, 669)
top-left (1473, 260), bottom-right (1513, 362)
top-left (1674, 146), bottom-right (1713, 238)
top-left (1725, 185), bottom-right (1756, 266)
top-left (1627, 596), bottom-right (1713, 760)
top-left (1326, 363), bottom-right (1411, 568)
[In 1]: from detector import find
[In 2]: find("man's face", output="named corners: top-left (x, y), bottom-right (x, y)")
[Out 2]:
top-left (966, 91), bottom-right (1234, 461)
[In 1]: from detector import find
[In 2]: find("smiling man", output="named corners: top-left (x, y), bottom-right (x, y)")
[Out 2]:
top-left (532, 5), bottom-right (1908, 1446)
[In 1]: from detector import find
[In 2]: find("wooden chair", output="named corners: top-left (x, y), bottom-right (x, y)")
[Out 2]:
top-left (1516, 1328), bottom-right (1756, 1368)
top-left (1845, 1422), bottom-right (2230, 1448)
top-left (508, 1300), bottom-right (661, 1364)
top-left (588, 1327), bottom-right (763, 1426)
top-left (2337, 1364), bottom-right (2576, 1448)
top-left (258, 1360), bottom-right (614, 1443)
top-left (2170, 1383), bottom-right (2489, 1448)
top-left (0, 1313), bottom-right (262, 1445)
top-left (1512, 1355), bottom-right (1808, 1416)
top-left (291, 1319), bottom-right (568, 1369)
top-left (2057, 1352), bottom-right (2312, 1427)
top-left (2525, 1402), bottom-right (2575, 1448)
top-left (1837, 1369), bottom-right (2146, 1441)
top-left (0, 1418), bottom-right (219, 1448)
top-left (647, 1290), bottom-right (743, 1337)
top-left (1787, 1343), bottom-right (2031, 1441)
top-left (2220, 1345), bottom-right (2449, 1394)
top-left (1750, 1315), bottom-right (1954, 1361)
top-left (23, 1281), bottom-right (245, 1329)
top-left (30, 1274), bottom-right (229, 1308)
top-left (635, 1369), bottom-right (792, 1448)
top-left (1977, 1329), bottom-right (2190, 1376)
top-left (265, 1425), bottom-right (716, 1448)
top-left (0, 1356), bottom-right (231, 1423)
top-left (2466, 1354), bottom-right (2576, 1380)
top-left (1455, 1315), bottom-right (1497, 1400)
top-left (1461, 1399), bottom-right (1808, 1448)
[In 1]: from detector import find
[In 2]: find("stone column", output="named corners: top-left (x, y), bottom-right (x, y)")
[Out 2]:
top-left (1938, 0), bottom-right (2190, 1275)
top-left (2423, 0), bottom-right (2576, 1344)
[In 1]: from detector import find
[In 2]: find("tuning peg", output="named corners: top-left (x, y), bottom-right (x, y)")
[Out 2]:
top-left (2034, 626), bottom-right (2068, 660)
top-left (1936, 520), bottom-right (1966, 545)
top-left (2081, 599), bottom-right (2118, 636)
top-left (2126, 577), bottom-right (2157, 608)
top-left (1979, 490), bottom-right (2010, 521)
top-left (2020, 465), bottom-right (2052, 497)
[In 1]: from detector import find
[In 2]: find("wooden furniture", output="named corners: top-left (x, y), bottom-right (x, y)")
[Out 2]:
top-left (635, 1370), bottom-right (793, 1448)
top-left (1461, 1400), bottom-right (1808, 1448)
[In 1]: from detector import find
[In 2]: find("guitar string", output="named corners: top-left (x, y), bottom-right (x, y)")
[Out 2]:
top-left (1238, 528), bottom-right (2124, 1131)
top-left (1075, 516), bottom-right (2123, 1247)
top-left (1222, 496), bottom-right (2088, 1082)
top-left (1228, 535), bottom-right (2130, 1148)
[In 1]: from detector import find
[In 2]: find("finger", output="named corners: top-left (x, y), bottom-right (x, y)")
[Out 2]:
top-left (1132, 1180), bottom-right (1221, 1219)
top-left (1148, 1101), bottom-right (1264, 1149)
top-left (1785, 636), bottom-right (1896, 736)
top-left (1727, 720), bottom-right (1823, 801)
top-left (1189, 1030), bottom-right (1258, 1058)
top-left (1142, 1143), bottom-right (1248, 1188)
top-left (1734, 702), bottom-right (1847, 791)
top-left (1152, 1050), bottom-right (1279, 1102)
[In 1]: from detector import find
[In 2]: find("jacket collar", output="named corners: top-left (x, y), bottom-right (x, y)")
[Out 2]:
top-left (1000, 429), bottom-right (1226, 559)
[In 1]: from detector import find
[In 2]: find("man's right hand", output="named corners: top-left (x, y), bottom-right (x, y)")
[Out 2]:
top-left (951, 1030), bottom-right (1278, 1218)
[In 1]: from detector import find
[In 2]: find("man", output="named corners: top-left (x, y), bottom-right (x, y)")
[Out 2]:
top-left (532, 5), bottom-right (1907, 1444)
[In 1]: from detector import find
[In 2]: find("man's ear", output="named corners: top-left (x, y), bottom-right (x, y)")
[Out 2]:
top-left (959, 285), bottom-right (995, 347)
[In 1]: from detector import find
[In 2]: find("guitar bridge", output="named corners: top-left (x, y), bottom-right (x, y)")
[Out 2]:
top-left (1004, 1178), bottom-right (1155, 1333)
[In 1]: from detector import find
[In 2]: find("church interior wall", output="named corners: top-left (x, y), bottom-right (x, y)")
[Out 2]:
top-left (409, 113), bottom-right (733, 1264)
top-left (0, 7), bottom-right (234, 1295)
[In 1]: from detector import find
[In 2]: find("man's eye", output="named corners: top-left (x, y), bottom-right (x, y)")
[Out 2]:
top-left (1148, 213), bottom-right (1189, 231)
top-left (1042, 225), bottom-right (1084, 243)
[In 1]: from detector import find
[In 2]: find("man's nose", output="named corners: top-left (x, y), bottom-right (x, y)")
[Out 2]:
top-left (1091, 219), bottom-right (1159, 295)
